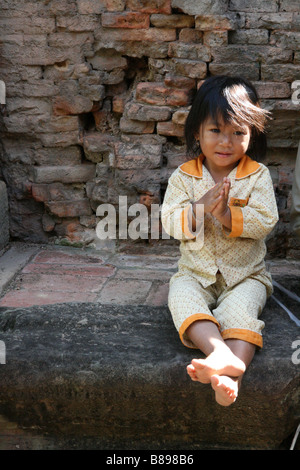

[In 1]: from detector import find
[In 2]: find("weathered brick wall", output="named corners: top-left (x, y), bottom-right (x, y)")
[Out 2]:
top-left (0, 0), bottom-right (299, 258)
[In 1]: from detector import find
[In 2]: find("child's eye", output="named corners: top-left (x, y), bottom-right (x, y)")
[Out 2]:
top-left (210, 128), bottom-right (220, 133)
top-left (234, 130), bottom-right (246, 136)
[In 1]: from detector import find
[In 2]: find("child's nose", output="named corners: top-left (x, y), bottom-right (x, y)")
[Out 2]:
top-left (221, 133), bottom-right (232, 145)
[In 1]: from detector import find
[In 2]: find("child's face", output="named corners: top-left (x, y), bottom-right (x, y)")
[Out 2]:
top-left (197, 116), bottom-right (251, 172)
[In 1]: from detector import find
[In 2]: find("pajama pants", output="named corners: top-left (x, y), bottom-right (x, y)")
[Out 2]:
top-left (168, 271), bottom-right (268, 349)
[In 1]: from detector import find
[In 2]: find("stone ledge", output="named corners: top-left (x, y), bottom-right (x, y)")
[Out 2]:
top-left (0, 298), bottom-right (299, 450)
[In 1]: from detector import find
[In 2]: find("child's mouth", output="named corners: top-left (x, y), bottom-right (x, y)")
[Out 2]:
top-left (216, 152), bottom-right (232, 158)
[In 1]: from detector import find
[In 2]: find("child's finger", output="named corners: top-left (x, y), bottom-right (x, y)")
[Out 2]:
top-left (212, 180), bottom-right (224, 194)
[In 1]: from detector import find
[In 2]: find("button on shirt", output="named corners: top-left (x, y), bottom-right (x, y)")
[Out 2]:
top-left (161, 154), bottom-right (279, 291)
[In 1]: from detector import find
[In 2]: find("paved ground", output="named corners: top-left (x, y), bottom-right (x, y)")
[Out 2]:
top-left (0, 241), bottom-right (181, 309)
top-left (1, 241), bottom-right (300, 310)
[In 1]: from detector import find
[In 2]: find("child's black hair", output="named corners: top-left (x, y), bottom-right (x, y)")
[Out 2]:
top-left (185, 75), bottom-right (271, 161)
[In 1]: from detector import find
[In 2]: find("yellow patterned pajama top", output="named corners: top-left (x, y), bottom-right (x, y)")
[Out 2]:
top-left (161, 154), bottom-right (279, 348)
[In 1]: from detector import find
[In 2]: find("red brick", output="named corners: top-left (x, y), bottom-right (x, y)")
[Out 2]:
top-left (42, 214), bottom-right (56, 232)
top-left (22, 263), bottom-right (116, 277)
top-left (136, 82), bottom-right (193, 106)
top-left (31, 184), bottom-right (49, 203)
top-left (17, 273), bottom-right (106, 293)
top-left (126, 0), bottom-right (171, 14)
top-left (102, 12), bottom-right (150, 29)
top-left (46, 200), bottom-right (92, 218)
top-left (97, 278), bottom-right (152, 305)
top-left (53, 95), bottom-right (93, 115)
top-left (54, 220), bottom-right (83, 241)
top-left (157, 121), bottom-right (185, 137)
top-left (164, 75), bottom-right (195, 89)
top-left (112, 94), bottom-right (126, 113)
top-left (0, 290), bottom-right (98, 308)
top-left (32, 250), bottom-right (104, 265)
top-left (179, 28), bottom-right (203, 43)
top-left (144, 282), bottom-right (169, 306)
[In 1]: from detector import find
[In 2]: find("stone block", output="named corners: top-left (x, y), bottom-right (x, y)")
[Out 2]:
top-left (244, 12), bottom-right (294, 30)
top-left (209, 63), bottom-right (260, 81)
top-left (195, 13), bottom-right (244, 30)
top-left (125, 102), bottom-right (172, 121)
top-left (150, 14), bottom-right (194, 28)
top-left (95, 39), bottom-right (169, 59)
top-left (78, 0), bottom-right (105, 14)
top-left (168, 42), bottom-right (211, 61)
top-left (261, 65), bottom-right (300, 82)
top-left (270, 31), bottom-right (300, 49)
top-left (96, 27), bottom-right (176, 43)
top-left (126, 0), bottom-right (171, 14)
top-left (172, 108), bottom-right (189, 125)
top-left (89, 50), bottom-right (128, 71)
top-left (164, 75), bottom-right (195, 89)
top-left (229, 0), bottom-right (278, 12)
top-left (157, 121), bottom-right (185, 137)
top-left (170, 58), bottom-right (207, 79)
top-left (114, 141), bottom-right (162, 169)
top-left (203, 31), bottom-right (228, 47)
top-left (172, 0), bottom-right (227, 15)
top-left (53, 95), bottom-right (94, 116)
top-left (0, 297), bottom-right (298, 449)
top-left (229, 29), bottom-right (269, 45)
top-left (136, 82), bottom-right (193, 106)
top-left (178, 28), bottom-right (203, 43)
top-left (279, 0), bottom-right (299, 11)
top-left (102, 12), bottom-right (150, 29)
top-left (253, 81), bottom-right (291, 99)
top-left (46, 200), bottom-right (92, 218)
top-left (0, 181), bottom-right (9, 250)
top-left (56, 15), bottom-right (100, 32)
top-left (83, 133), bottom-right (117, 163)
top-left (102, 0), bottom-right (126, 12)
top-left (32, 165), bottom-right (96, 184)
top-left (119, 117), bottom-right (155, 134)
top-left (211, 45), bottom-right (293, 65)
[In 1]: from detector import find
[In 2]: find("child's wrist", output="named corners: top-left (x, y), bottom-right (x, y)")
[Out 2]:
top-left (215, 207), bottom-right (231, 228)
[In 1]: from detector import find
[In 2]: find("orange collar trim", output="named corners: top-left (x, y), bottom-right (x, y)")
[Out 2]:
top-left (179, 154), bottom-right (261, 180)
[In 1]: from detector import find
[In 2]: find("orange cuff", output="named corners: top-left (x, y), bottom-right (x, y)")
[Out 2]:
top-left (180, 205), bottom-right (196, 239)
top-left (227, 205), bottom-right (243, 238)
top-left (221, 328), bottom-right (263, 348)
top-left (179, 313), bottom-right (220, 349)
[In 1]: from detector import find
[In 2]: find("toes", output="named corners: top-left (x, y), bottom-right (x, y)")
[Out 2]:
top-left (191, 358), bottom-right (205, 369)
top-left (186, 364), bottom-right (198, 381)
top-left (211, 375), bottom-right (238, 406)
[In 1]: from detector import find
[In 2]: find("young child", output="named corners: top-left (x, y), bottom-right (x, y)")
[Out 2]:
top-left (161, 76), bottom-right (279, 406)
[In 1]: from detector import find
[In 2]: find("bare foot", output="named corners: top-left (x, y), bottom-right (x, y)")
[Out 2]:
top-left (210, 374), bottom-right (238, 406)
top-left (187, 347), bottom-right (246, 384)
